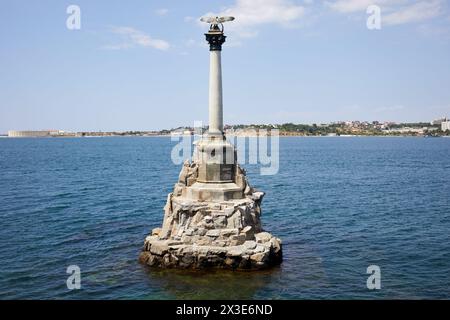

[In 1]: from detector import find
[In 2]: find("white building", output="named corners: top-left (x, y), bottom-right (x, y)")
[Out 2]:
top-left (442, 121), bottom-right (450, 132)
top-left (432, 117), bottom-right (448, 125)
top-left (8, 130), bottom-right (62, 137)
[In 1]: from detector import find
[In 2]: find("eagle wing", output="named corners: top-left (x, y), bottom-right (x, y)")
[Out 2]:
top-left (200, 16), bottom-right (235, 24)
top-left (218, 16), bottom-right (235, 23)
top-left (200, 16), bottom-right (217, 24)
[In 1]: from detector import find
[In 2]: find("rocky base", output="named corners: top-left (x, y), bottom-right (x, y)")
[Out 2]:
top-left (139, 158), bottom-right (282, 270)
top-left (139, 232), bottom-right (282, 270)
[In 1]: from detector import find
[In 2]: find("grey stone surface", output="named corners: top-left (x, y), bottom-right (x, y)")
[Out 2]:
top-left (255, 232), bottom-right (272, 244)
top-left (140, 158), bottom-right (282, 270)
top-left (139, 235), bottom-right (282, 270)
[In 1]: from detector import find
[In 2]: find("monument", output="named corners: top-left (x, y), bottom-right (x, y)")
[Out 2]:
top-left (139, 16), bottom-right (282, 270)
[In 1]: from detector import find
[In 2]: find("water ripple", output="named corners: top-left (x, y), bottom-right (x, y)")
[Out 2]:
top-left (0, 137), bottom-right (449, 299)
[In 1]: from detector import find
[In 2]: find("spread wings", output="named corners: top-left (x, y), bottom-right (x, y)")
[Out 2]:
top-left (200, 16), bottom-right (235, 24)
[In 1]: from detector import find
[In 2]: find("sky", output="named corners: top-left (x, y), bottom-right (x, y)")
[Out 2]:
top-left (1, 0), bottom-right (450, 133)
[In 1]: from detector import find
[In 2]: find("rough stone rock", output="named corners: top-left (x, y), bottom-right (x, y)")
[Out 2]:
top-left (220, 228), bottom-right (239, 238)
top-left (255, 232), bottom-right (272, 244)
top-left (251, 191), bottom-right (265, 202)
top-left (254, 244), bottom-right (267, 253)
top-left (229, 234), bottom-right (246, 246)
top-left (167, 240), bottom-right (184, 246)
top-left (139, 160), bottom-right (282, 270)
top-left (227, 246), bottom-right (245, 257)
top-left (250, 251), bottom-right (269, 263)
top-left (241, 226), bottom-right (254, 240)
top-left (212, 240), bottom-right (228, 247)
top-left (206, 229), bottom-right (221, 238)
top-left (224, 207), bottom-right (235, 217)
top-left (243, 240), bottom-right (257, 250)
top-left (186, 177), bottom-right (196, 187)
top-left (213, 215), bottom-right (227, 228)
top-left (270, 237), bottom-right (282, 254)
top-left (236, 173), bottom-right (246, 190)
top-left (178, 160), bottom-right (190, 185)
top-left (196, 237), bottom-right (212, 246)
top-left (160, 216), bottom-right (173, 239)
top-left (149, 241), bottom-right (169, 256)
top-left (145, 235), bottom-right (158, 242)
top-left (181, 235), bottom-right (192, 244)
top-left (173, 184), bottom-right (183, 196)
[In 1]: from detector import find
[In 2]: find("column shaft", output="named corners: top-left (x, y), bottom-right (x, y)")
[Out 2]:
top-left (209, 50), bottom-right (223, 135)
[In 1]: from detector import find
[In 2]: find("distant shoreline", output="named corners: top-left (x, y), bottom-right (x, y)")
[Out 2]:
top-left (1, 135), bottom-right (448, 139)
top-left (5, 120), bottom-right (449, 138)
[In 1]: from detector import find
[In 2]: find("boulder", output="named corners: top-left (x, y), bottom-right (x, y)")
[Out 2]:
top-left (151, 228), bottom-right (162, 236)
top-left (224, 207), bottom-right (235, 217)
top-left (250, 251), bottom-right (269, 263)
top-left (213, 215), bottom-right (227, 228)
top-left (270, 237), bottom-right (282, 254)
top-left (227, 246), bottom-right (245, 257)
top-left (255, 232), bottom-right (272, 244)
top-left (229, 234), bottom-right (246, 246)
top-left (220, 228), bottom-right (239, 237)
top-left (251, 191), bottom-right (265, 202)
top-left (149, 241), bottom-right (169, 256)
top-left (243, 240), bottom-right (257, 250)
top-left (206, 229), bottom-right (221, 238)
top-left (241, 226), bottom-right (254, 240)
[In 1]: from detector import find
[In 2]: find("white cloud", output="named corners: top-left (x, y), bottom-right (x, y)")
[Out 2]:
top-left (101, 43), bottom-right (132, 50)
top-left (384, 0), bottom-right (443, 25)
top-left (325, 0), bottom-right (412, 13)
top-left (326, 0), bottom-right (444, 25)
top-left (155, 8), bottom-right (169, 16)
top-left (327, 0), bottom-right (383, 13)
top-left (201, 0), bottom-right (305, 38)
top-left (107, 27), bottom-right (170, 51)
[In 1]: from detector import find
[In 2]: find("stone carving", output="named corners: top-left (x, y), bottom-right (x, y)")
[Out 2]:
top-left (139, 159), bottom-right (282, 270)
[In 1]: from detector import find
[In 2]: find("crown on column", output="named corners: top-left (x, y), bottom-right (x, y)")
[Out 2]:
top-left (205, 32), bottom-right (226, 51)
top-left (201, 16), bottom-right (234, 51)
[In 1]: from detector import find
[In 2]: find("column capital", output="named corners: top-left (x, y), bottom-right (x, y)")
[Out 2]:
top-left (205, 32), bottom-right (226, 51)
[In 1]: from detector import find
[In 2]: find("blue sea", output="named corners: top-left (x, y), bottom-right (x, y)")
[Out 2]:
top-left (0, 137), bottom-right (449, 299)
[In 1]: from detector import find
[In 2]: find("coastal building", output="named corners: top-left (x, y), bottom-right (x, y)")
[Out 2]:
top-left (8, 130), bottom-right (61, 137)
top-left (431, 117), bottom-right (448, 125)
top-left (442, 121), bottom-right (450, 132)
top-left (387, 127), bottom-right (425, 134)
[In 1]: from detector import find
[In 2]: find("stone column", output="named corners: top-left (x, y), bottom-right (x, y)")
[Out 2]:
top-left (205, 30), bottom-right (226, 137)
top-left (209, 50), bottom-right (223, 135)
